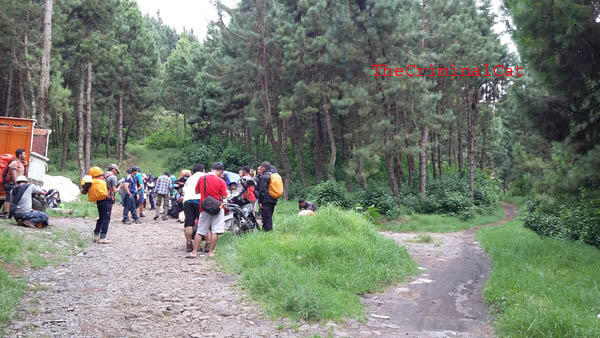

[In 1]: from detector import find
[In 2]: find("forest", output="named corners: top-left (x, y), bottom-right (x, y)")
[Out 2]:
top-left (1, 0), bottom-right (599, 246)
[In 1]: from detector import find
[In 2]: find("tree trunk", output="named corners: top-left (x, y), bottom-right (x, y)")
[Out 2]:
top-left (467, 98), bottom-right (477, 199)
top-left (37, 0), bottom-right (53, 128)
top-left (254, 135), bottom-right (259, 162)
top-left (448, 123), bottom-right (453, 167)
top-left (18, 65), bottom-right (26, 118)
top-left (407, 153), bottom-right (415, 185)
top-left (175, 112), bottom-right (179, 134)
top-left (243, 108), bottom-right (251, 152)
top-left (457, 127), bottom-right (463, 173)
top-left (419, 125), bottom-right (428, 196)
top-left (480, 129), bottom-right (486, 170)
top-left (84, 61), bottom-right (92, 171)
top-left (340, 119), bottom-right (351, 192)
top-left (77, 68), bottom-right (85, 179)
top-left (24, 9), bottom-right (36, 120)
top-left (431, 132), bottom-right (437, 180)
top-left (95, 112), bottom-right (102, 151)
top-left (437, 134), bottom-right (443, 178)
top-left (386, 150), bottom-right (400, 199)
top-left (60, 108), bottom-right (69, 171)
top-left (322, 93), bottom-right (336, 179)
top-left (106, 102), bottom-right (112, 158)
top-left (313, 112), bottom-right (322, 183)
top-left (4, 66), bottom-right (12, 116)
top-left (394, 154), bottom-right (404, 190)
top-left (117, 95), bottom-right (123, 164)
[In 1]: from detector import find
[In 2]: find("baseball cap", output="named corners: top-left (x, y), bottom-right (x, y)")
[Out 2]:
top-left (108, 164), bottom-right (120, 173)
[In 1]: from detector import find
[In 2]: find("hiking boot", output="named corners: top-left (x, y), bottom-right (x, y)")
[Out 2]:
top-left (97, 238), bottom-right (112, 244)
top-left (186, 242), bottom-right (193, 252)
top-left (92, 234), bottom-right (100, 242)
top-left (22, 220), bottom-right (35, 228)
top-left (162, 216), bottom-right (168, 221)
top-left (134, 219), bottom-right (142, 224)
top-left (153, 215), bottom-right (159, 221)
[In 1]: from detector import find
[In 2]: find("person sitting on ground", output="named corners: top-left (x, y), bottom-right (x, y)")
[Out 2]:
top-left (298, 198), bottom-right (318, 216)
top-left (10, 176), bottom-right (48, 228)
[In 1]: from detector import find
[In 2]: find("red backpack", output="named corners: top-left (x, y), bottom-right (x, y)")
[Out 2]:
top-left (0, 154), bottom-right (16, 185)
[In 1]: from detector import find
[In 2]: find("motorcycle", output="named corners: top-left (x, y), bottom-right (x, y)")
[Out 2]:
top-left (223, 180), bottom-right (259, 235)
top-left (32, 189), bottom-right (61, 212)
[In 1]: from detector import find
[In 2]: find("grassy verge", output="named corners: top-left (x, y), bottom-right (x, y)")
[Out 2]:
top-left (47, 194), bottom-right (98, 218)
top-left (216, 201), bottom-right (417, 321)
top-left (124, 143), bottom-right (174, 176)
top-left (379, 202), bottom-right (505, 233)
top-left (476, 218), bottom-right (600, 337)
top-left (0, 220), bottom-right (87, 326)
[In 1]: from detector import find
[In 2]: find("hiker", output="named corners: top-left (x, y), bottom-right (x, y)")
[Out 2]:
top-left (10, 175), bottom-right (48, 228)
top-left (188, 162), bottom-right (227, 258)
top-left (90, 164), bottom-right (119, 244)
top-left (2, 149), bottom-right (28, 218)
top-left (182, 164), bottom-right (205, 252)
top-left (154, 171), bottom-right (172, 221)
top-left (240, 166), bottom-right (258, 227)
top-left (256, 161), bottom-right (280, 231)
top-left (298, 198), bottom-right (317, 212)
top-left (122, 167), bottom-right (141, 224)
top-left (134, 167), bottom-right (145, 217)
top-left (146, 174), bottom-right (156, 210)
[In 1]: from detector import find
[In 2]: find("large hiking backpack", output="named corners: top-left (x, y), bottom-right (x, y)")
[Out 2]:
top-left (81, 167), bottom-right (108, 202)
top-left (0, 154), bottom-right (16, 185)
top-left (268, 173), bottom-right (283, 199)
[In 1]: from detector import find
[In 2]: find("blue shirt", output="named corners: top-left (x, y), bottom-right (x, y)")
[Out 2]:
top-left (126, 175), bottom-right (138, 194)
top-left (136, 173), bottom-right (144, 193)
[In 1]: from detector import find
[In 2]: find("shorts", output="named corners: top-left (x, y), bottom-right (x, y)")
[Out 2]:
top-left (3, 183), bottom-right (15, 202)
top-left (183, 199), bottom-right (200, 227)
top-left (138, 191), bottom-right (145, 204)
top-left (197, 209), bottom-right (225, 236)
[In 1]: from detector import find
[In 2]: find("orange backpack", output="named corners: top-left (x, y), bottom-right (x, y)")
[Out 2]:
top-left (268, 173), bottom-right (283, 199)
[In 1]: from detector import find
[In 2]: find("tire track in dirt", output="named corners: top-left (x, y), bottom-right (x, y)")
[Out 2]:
top-left (341, 202), bottom-right (519, 338)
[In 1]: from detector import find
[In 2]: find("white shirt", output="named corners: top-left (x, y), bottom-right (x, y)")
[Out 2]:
top-left (183, 172), bottom-right (205, 202)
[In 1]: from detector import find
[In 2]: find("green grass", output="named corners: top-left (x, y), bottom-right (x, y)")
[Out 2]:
top-left (0, 220), bottom-right (87, 325)
top-left (216, 201), bottom-right (417, 321)
top-left (379, 202), bottom-right (506, 233)
top-left (476, 218), bottom-right (600, 337)
top-left (47, 194), bottom-right (98, 218)
top-left (408, 234), bottom-right (434, 243)
top-left (124, 143), bottom-right (174, 176)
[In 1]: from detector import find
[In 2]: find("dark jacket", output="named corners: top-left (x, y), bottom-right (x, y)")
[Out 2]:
top-left (257, 170), bottom-right (277, 204)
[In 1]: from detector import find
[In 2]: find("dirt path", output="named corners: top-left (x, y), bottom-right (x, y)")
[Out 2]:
top-left (340, 202), bottom-right (519, 337)
top-left (3, 203), bottom-right (518, 338)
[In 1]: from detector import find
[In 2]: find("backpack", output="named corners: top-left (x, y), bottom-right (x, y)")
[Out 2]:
top-left (104, 172), bottom-right (115, 201)
top-left (0, 154), bottom-right (16, 185)
top-left (268, 173), bottom-right (283, 199)
top-left (81, 175), bottom-right (108, 202)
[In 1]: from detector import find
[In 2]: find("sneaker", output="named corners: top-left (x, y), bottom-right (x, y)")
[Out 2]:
top-left (134, 219), bottom-right (142, 224)
top-left (92, 234), bottom-right (100, 242)
top-left (97, 239), bottom-right (112, 244)
top-left (122, 220), bottom-right (131, 225)
top-left (186, 243), bottom-right (193, 252)
top-left (22, 219), bottom-right (35, 228)
top-left (153, 215), bottom-right (159, 220)
top-left (140, 213), bottom-right (146, 218)
top-left (162, 216), bottom-right (168, 221)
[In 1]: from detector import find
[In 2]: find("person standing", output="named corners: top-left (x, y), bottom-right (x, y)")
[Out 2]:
top-left (188, 162), bottom-right (227, 258)
top-left (92, 164), bottom-right (119, 244)
top-left (154, 171), bottom-right (172, 221)
top-left (182, 164), bottom-right (205, 252)
top-left (2, 149), bottom-right (28, 218)
top-left (134, 167), bottom-right (145, 217)
top-left (256, 162), bottom-right (278, 231)
top-left (122, 167), bottom-right (141, 224)
top-left (147, 174), bottom-right (156, 210)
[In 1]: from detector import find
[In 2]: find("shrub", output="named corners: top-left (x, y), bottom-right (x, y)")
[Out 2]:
top-left (308, 180), bottom-right (351, 209)
top-left (355, 184), bottom-right (399, 218)
top-left (145, 130), bottom-right (192, 150)
top-left (166, 140), bottom-right (254, 173)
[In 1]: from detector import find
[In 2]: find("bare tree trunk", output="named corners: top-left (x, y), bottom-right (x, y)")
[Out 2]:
top-left (437, 134), bottom-right (443, 178)
top-left (254, 135), bottom-right (259, 161)
top-left (431, 132), bottom-right (437, 180)
top-left (84, 61), bottom-right (92, 170)
top-left (60, 109), bottom-right (69, 171)
top-left (243, 108), bottom-right (251, 152)
top-left (448, 123), bottom-right (453, 167)
top-left (175, 112), bottom-right (179, 134)
top-left (457, 127), bottom-right (463, 173)
top-left (24, 10), bottom-right (37, 120)
top-left (95, 112), bottom-right (102, 151)
top-left (291, 116), bottom-right (308, 186)
top-left (313, 112), bottom-right (322, 183)
top-left (117, 95), bottom-right (123, 164)
top-left (18, 63), bottom-right (26, 118)
top-left (77, 68), bottom-right (85, 179)
top-left (322, 93), bottom-right (336, 179)
top-left (407, 153), bottom-right (415, 185)
top-left (467, 97), bottom-right (477, 199)
top-left (394, 154), bottom-right (404, 190)
top-left (386, 150), bottom-right (400, 199)
top-left (340, 119), bottom-right (351, 192)
top-left (4, 66), bottom-right (12, 116)
top-left (37, 0), bottom-right (53, 128)
top-left (419, 125), bottom-right (429, 196)
top-left (480, 129), bottom-right (486, 170)
top-left (106, 101), bottom-right (112, 158)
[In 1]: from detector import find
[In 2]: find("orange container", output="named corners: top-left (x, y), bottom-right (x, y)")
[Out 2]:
top-left (0, 117), bottom-right (35, 200)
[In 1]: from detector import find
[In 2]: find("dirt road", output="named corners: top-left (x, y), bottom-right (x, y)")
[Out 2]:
top-left (3, 203), bottom-right (517, 337)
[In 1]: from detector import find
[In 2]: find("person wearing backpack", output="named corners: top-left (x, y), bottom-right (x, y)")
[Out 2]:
top-left (2, 149), bottom-right (27, 218)
top-left (10, 175), bottom-right (48, 228)
top-left (256, 161), bottom-right (283, 231)
top-left (89, 164), bottom-right (119, 244)
top-left (122, 167), bottom-right (141, 224)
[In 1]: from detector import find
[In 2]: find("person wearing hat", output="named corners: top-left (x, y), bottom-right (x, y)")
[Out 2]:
top-left (9, 175), bottom-right (48, 228)
top-left (91, 164), bottom-right (120, 243)
top-left (122, 166), bottom-right (141, 224)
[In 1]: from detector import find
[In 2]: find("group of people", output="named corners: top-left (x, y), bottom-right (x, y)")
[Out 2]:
top-left (1, 149), bottom-right (49, 227)
top-left (83, 161), bottom-right (283, 257)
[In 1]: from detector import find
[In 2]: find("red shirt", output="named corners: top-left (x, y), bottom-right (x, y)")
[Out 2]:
top-left (243, 185), bottom-right (256, 202)
top-left (195, 173), bottom-right (227, 213)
